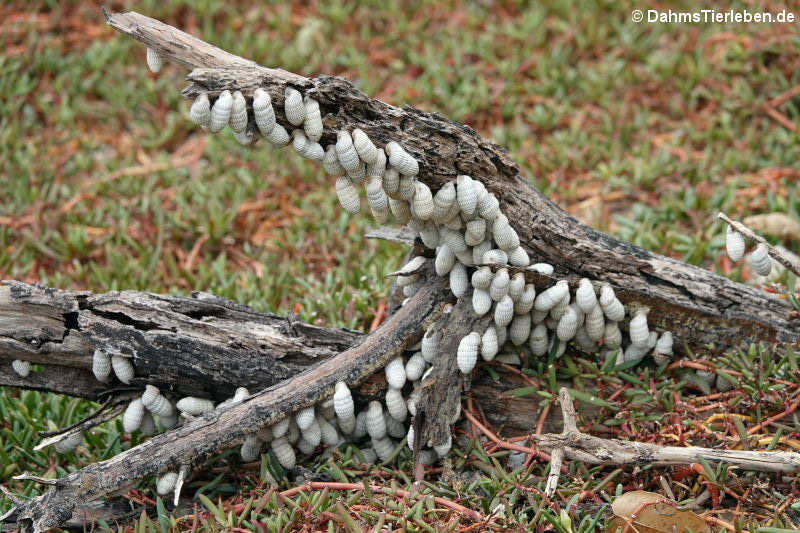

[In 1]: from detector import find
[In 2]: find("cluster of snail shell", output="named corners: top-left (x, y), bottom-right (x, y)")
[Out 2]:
top-left (14, 49), bottom-right (718, 499)
top-left (724, 224), bottom-right (773, 277)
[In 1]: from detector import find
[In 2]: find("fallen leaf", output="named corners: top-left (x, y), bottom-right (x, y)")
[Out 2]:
top-left (608, 490), bottom-right (709, 533)
top-left (743, 212), bottom-right (800, 241)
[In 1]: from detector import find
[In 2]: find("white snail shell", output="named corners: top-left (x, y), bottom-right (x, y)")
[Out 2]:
top-left (335, 176), bottom-right (361, 214)
top-left (176, 397), bottom-right (215, 416)
top-left (573, 327), bottom-right (597, 353)
top-left (477, 193), bottom-right (500, 221)
top-left (388, 198), bottom-right (411, 224)
top-left (145, 47), bottom-right (163, 73)
top-left (365, 401), bottom-right (387, 440)
top-left (123, 398), bottom-right (145, 433)
top-left (319, 417), bottom-right (339, 446)
top-left (252, 88), bottom-right (276, 135)
top-left (302, 418), bottom-right (322, 447)
top-left (398, 175), bottom-right (415, 201)
top-left (385, 356), bottom-right (407, 389)
top-left (481, 326), bottom-right (499, 361)
top-left (603, 321), bottom-right (622, 348)
top-left (629, 310), bottom-right (650, 348)
top-left (12, 359), bottom-right (30, 377)
top-left (405, 353), bottom-right (426, 381)
top-left (624, 343), bottom-right (650, 363)
top-left (534, 280), bottom-right (569, 312)
top-left (352, 411), bottom-right (368, 439)
top-left (469, 265), bottom-right (491, 290)
top-left (507, 246), bottom-right (530, 267)
top-left (454, 248), bottom-right (474, 267)
top-left (492, 218), bottom-right (519, 251)
top-left (347, 162), bottom-right (366, 184)
top-left (549, 293), bottom-right (570, 321)
top-left (434, 244), bottom-right (455, 276)
top-left (286, 419), bottom-right (300, 444)
top-left (750, 243), bottom-right (772, 276)
top-left (528, 263), bottom-right (554, 275)
top-left (385, 141), bottom-right (419, 176)
top-left (489, 268), bottom-right (510, 301)
top-left (159, 411), bottom-right (178, 429)
top-left (383, 167), bottom-right (400, 197)
top-left (92, 349), bottom-right (111, 382)
top-left (456, 175), bottom-right (477, 216)
top-left (352, 128), bottom-right (378, 165)
top-left (725, 225), bottom-right (745, 262)
top-left (439, 228), bottom-right (467, 254)
top-left (232, 129), bottom-right (253, 145)
top-left (457, 332), bottom-right (480, 374)
top-left (271, 418), bottom-right (290, 439)
top-left (508, 273), bottom-right (525, 302)
top-left (371, 436), bottom-right (395, 462)
top-left (464, 219), bottom-right (486, 247)
top-left (599, 284), bottom-right (625, 322)
top-left (323, 144), bottom-right (345, 176)
top-left (385, 414), bottom-right (405, 439)
top-left (411, 182), bottom-right (434, 220)
top-left (433, 433), bottom-right (452, 458)
top-left (509, 314), bottom-right (531, 346)
top-left (494, 295), bottom-right (514, 328)
top-left (482, 249), bottom-right (508, 265)
top-left (265, 124), bottom-right (290, 146)
top-left (271, 437), bottom-right (296, 470)
top-left (54, 431), bottom-right (82, 453)
top-left (584, 304), bottom-right (605, 341)
top-left (472, 240), bottom-right (492, 265)
top-left (294, 406), bottom-right (316, 431)
top-left (189, 93), bottom-right (211, 130)
top-left (449, 261), bottom-right (468, 297)
top-left (529, 324), bottom-right (549, 356)
top-left (303, 96), bottom-right (323, 141)
top-left (472, 288), bottom-right (492, 316)
top-left (284, 87), bottom-right (305, 126)
top-left (576, 279), bottom-right (598, 313)
top-left (335, 130), bottom-right (361, 172)
top-left (654, 331), bottom-right (673, 355)
top-left (209, 90), bottom-right (232, 133)
top-left (155, 471), bottom-right (178, 496)
top-left (292, 130), bottom-right (324, 160)
top-left (432, 182), bottom-right (456, 222)
top-left (142, 385), bottom-right (175, 418)
top-left (421, 327), bottom-right (440, 363)
top-left (140, 411), bottom-right (157, 436)
top-left (240, 435), bottom-right (262, 462)
top-left (385, 388), bottom-right (407, 422)
top-left (229, 90), bottom-right (248, 133)
top-left (111, 355), bottom-right (135, 385)
top-left (366, 179), bottom-right (389, 224)
top-left (514, 284), bottom-right (537, 315)
top-left (557, 306), bottom-right (579, 341)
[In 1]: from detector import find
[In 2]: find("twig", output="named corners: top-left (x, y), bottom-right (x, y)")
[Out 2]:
top-left (718, 212), bottom-right (800, 277)
top-left (544, 388), bottom-right (578, 497)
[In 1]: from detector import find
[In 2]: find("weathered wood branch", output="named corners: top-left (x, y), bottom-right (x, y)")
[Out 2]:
top-left (2, 277), bottom-right (448, 532)
top-left (718, 212), bottom-right (800, 277)
top-left (104, 10), bottom-right (799, 354)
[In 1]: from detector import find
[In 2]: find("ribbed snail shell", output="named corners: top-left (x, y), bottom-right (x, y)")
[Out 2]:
top-left (456, 175), bottom-right (477, 216)
top-left (472, 288), bottom-right (492, 316)
top-left (365, 176), bottom-right (389, 223)
top-left (492, 218), bottom-right (520, 251)
top-left (176, 397), bottom-right (215, 416)
top-left (603, 321), bottom-right (622, 348)
top-left (411, 181), bottom-right (434, 220)
top-left (351, 128), bottom-right (378, 165)
top-left (629, 310), bottom-right (650, 347)
top-left (283, 87), bottom-right (305, 126)
top-left (189, 93), bottom-right (211, 130)
top-left (323, 145), bottom-right (345, 175)
top-left (438, 227), bottom-right (466, 254)
top-left (371, 436), bottom-right (395, 462)
top-left (654, 331), bottom-right (673, 355)
top-left (385, 356), bottom-right (407, 389)
top-left (229, 91), bottom-right (248, 133)
top-left (11, 359), bottom-right (30, 377)
top-left (335, 130), bottom-right (361, 172)
top-left (468, 239), bottom-right (489, 265)
top-left (489, 268), bottom-right (510, 301)
top-left (576, 279), bottom-right (598, 313)
top-left (146, 47), bottom-right (163, 73)
top-left (549, 293), bottom-right (570, 321)
top-left (432, 182), bottom-right (456, 222)
top-left (509, 313), bottom-right (532, 346)
top-left (293, 406), bottom-right (316, 431)
top-left (123, 398), bottom-right (145, 433)
top-left (507, 273), bottom-right (525, 302)
top-left (598, 284), bottom-right (625, 321)
top-left (725, 225), bottom-right (745, 262)
top-left (449, 261), bottom-right (468, 297)
top-left (111, 355), bottom-right (135, 385)
top-left (507, 246), bottom-right (530, 267)
top-left (155, 471), bottom-right (178, 496)
top-left (240, 435), bottom-right (262, 462)
top-left (365, 401), bottom-right (387, 440)
top-left (54, 431), bottom-right (83, 453)
top-left (432, 245), bottom-right (454, 277)
top-left (159, 411), bottom-right (178, 429)
top-left (481, 325), bottom-right (499, 361)
top-left (584, 304), bottom-right (605, 341)
top-left (623, 343), bottom-right (650, 363)
top-left (457, 332), bottom-right (480, 374)
top-left (385, 388), bottom-right (407, 422)
top-left (303, 96), bottom-right (323, 141)
top-left (471, 265), bottom-right (492, 290)
top-left (347, 162), bottom-right (366, 183)
top-left (335, 176), bottom-right (360, 214)
top-left (528, 263), bottom-right (554, 275)
top-left (292, 130), bottom-right (325, 160)
top-left (385, 141), bottom-right (419, 176)
top-left (514, 284), bottom-right (536, 315)
top-left (421, 327), bottom-right (440, 363)
top-left (382, 167), bottom-right (400, 197)
top-left (265, 124), bottom-right (290, 146)
top-left (750, 243), bottom-right (772, 276)
top-left (464, 219), bottom-right (485, 247)
top-left (397, 175), bottom-right (415, 201)
top-left (529, 324), bottom-right (549, 356)
top-left (91, 349), bottom-right (111, 382)
top-left (482, 249), bottom-right (508, 265)
top-left (271, 437), bottom-right (296, 470)
top-left (534, 280), bottom-right (569, 312)
top-left (232, 129), bottom-right (253, 145)
top-left (142, 385), bottom-right (175, 418)
top-left (209, 90), bottom-right (232, 133)
top-left (319, 417), bottom-right (339, 446)
top-left (477, 193), bottom-right (500, 221)
top-left (252, 88), bottom-right (276, 135)
top-left (557, 306), bottom-right (579, 341)
top-left (573, 327), bottom-right (597, 353)
top-left (405, 353), bottom-right (426, 381)
top-left (271, 418), bottom-right (290, 439)
top-left (494, 295), bottom-right (514, 328)
top-left (301, 418), bottom-right (322, 447)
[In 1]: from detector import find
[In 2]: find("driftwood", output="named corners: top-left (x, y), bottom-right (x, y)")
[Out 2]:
top-left (1, 9), bottom-right (799, 531)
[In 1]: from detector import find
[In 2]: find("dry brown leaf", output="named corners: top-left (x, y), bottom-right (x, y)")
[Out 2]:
top-left (608, 490), bottom-right (709, 533)
top-left (743, 212), bottom-right (800, 241)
